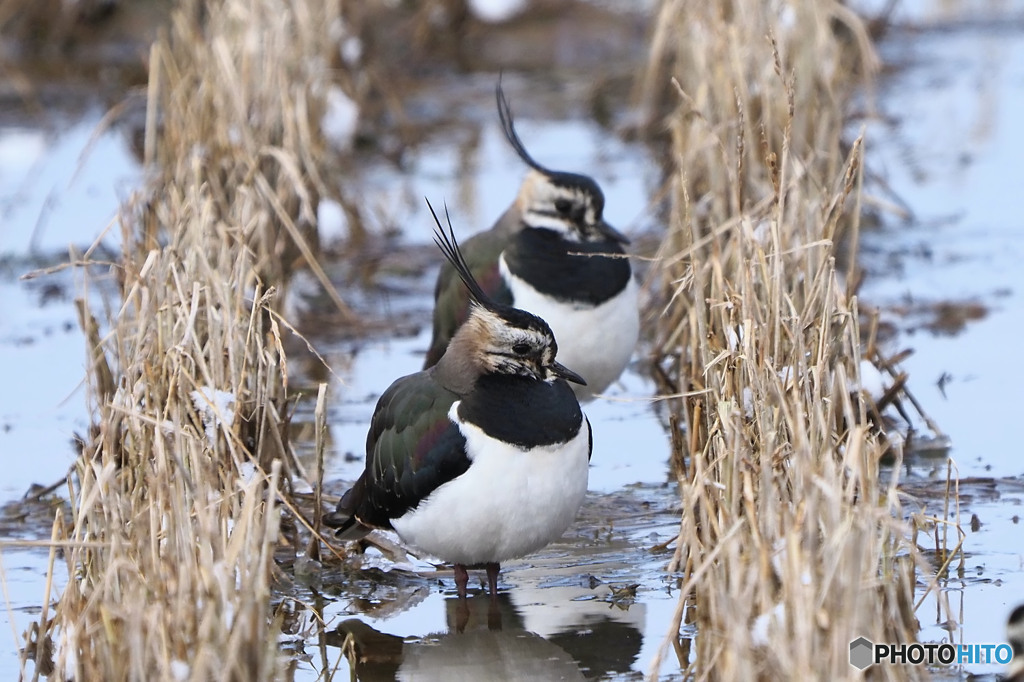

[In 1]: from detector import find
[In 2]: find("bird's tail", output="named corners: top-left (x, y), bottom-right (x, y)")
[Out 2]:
top-left (322, 479), bottom-right (373, 541)
top-left (323, 513), bottom-right (373, 541)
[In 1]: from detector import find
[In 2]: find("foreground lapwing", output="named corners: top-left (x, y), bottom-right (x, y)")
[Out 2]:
top-left (423, 82), bottom-right (639, 399)
top-left (327, 202), bottom-right (592, 600)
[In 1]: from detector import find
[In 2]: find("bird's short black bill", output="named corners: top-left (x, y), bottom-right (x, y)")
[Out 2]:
top-left (598, 220), bottom-right (630, 245)
top-left (551, 361), bottom-right (586, 386)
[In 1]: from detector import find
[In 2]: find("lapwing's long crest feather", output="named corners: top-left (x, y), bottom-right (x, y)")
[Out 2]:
top-left (496, 78), bottom-right (549, 174)
top-left (425, 198), bottom-right (495, 308)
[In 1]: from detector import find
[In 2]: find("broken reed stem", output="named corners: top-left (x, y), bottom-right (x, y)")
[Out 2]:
top-left (644, 1), bottom-right (931, 680)
top-left (27, 0), bottom-right (348, 679)
top-left (308, 382), bottom-right (329, 563)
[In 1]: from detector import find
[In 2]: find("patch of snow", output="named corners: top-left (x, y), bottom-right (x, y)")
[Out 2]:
top-left (170, 660), bottom-right (190, 681)
top-left (858, 359), bottom-right (890, 401)
top-left (340, 36), bottom-right (362, 65)
top-left (291, 476), bottom-right (314, 494)
top-left (725, 324), bottom-right (744, 351)
top-left (322, 87), bottom-right (359, 151)
top-left (190, 387), bottom-right (236, 445)
top-left (750, 601), bottom-right (785, 646)
top-left (316, 198), bottom-right (346, 242)
top-left (59, 623), bottom-right (78, 680)
top-left (237, 460), bottom-right (259, 485)
top-left (742, 386), bottom-right (754, 418)
top-left (468, 0), bottom-right (528, 23)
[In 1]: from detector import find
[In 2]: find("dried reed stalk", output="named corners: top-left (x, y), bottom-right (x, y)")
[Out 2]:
top-left (26, 0), bottom-right (346, 678)
top-left (643, 2), bottom-right (928, 679)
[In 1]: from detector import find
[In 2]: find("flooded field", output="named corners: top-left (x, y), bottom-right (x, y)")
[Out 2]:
top-left (853, 1), bottom-right (1024, 671)
top-left (3, 0), bottom-right (1024, 679)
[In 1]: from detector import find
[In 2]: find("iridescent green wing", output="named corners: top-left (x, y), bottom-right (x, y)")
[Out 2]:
top-left (356, 371), bottom-right (469, 527)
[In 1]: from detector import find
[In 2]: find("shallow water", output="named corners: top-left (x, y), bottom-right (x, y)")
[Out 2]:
top-left (3, 1), bottom-right (1024, 679)
top-left (855, 0), bottom-right (1024, 674)
top-left (285, 91), bottom-right (678, 678)
top-left (300, 480), bottom-right (683, 680)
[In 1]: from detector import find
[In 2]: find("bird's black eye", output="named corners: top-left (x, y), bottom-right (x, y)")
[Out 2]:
top-left (512, 342), bottom-right (531, 356)
top-left (554, 198), bottom-right (573, 215)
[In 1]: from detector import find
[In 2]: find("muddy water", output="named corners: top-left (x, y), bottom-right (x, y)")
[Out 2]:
top-left (3, 2), bottom-right (1024, 680)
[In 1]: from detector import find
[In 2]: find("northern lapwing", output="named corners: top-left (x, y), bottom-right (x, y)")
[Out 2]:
top-left (327, 202), bottom-right (592, 600)
top-left (422, 82), bottom-right (640, 399)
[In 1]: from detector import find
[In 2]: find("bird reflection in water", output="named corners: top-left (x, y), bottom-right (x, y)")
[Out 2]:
top-left (330, 591), bottom-right (643, 681)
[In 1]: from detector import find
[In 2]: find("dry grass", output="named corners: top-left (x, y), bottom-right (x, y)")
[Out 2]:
top-left (642, 1), bottom-right (935, 679)
top-left (0, 0), bottom-right (128, 49)
top-left (21, 0), bottom-right (345, 678)
top-left (11, 0), bottom-right (956, 678)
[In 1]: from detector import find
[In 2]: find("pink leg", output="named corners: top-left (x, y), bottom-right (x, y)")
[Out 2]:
top-left (454, 563), bottom-right (469, 600)
top-left (485, 562), bottom-right (500, 600)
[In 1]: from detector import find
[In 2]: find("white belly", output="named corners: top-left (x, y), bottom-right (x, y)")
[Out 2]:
top-left (500, 256), bottom-right (639, 398)
top-left (391, 403), bottom-right (591, 566)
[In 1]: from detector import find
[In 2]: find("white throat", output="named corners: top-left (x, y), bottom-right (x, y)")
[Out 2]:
top-left (499, 255), bottom-right (639, 398)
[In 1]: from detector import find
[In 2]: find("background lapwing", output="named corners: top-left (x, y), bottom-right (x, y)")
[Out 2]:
top-left (422, 82), bottom-right (640, 399)
top-left (327, 202), bottom-right (592, 600)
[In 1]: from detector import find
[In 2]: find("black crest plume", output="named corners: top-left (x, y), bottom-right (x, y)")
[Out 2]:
top-left (496, 77), bottom-right (551, 175)
top-left (426, 199), bottom-right (495, 309)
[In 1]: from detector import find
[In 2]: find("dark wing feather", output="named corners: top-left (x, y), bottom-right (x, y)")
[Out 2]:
top-left (422, 200), bottom-right (514, 367)
top-left (423, 227), bottom-right (513, 367)
top-left (427, 201), bottom-right (494, 307)
top-left (329, 372), bottom-right (470, 534)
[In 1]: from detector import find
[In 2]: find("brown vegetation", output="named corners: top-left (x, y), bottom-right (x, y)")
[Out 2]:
top-left (23, 0), bottom-right (345, 678)
top-left (640, 1), bottom-right (941, 679)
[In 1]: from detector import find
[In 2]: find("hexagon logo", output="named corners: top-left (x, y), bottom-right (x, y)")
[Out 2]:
top-left (849, 636), bottom-right (874, 670)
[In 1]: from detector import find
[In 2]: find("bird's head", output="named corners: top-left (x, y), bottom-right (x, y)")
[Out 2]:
top-left (497, 81), bottom-right (629, 246)
top-left (427, 200), bottom-right (585, 386)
